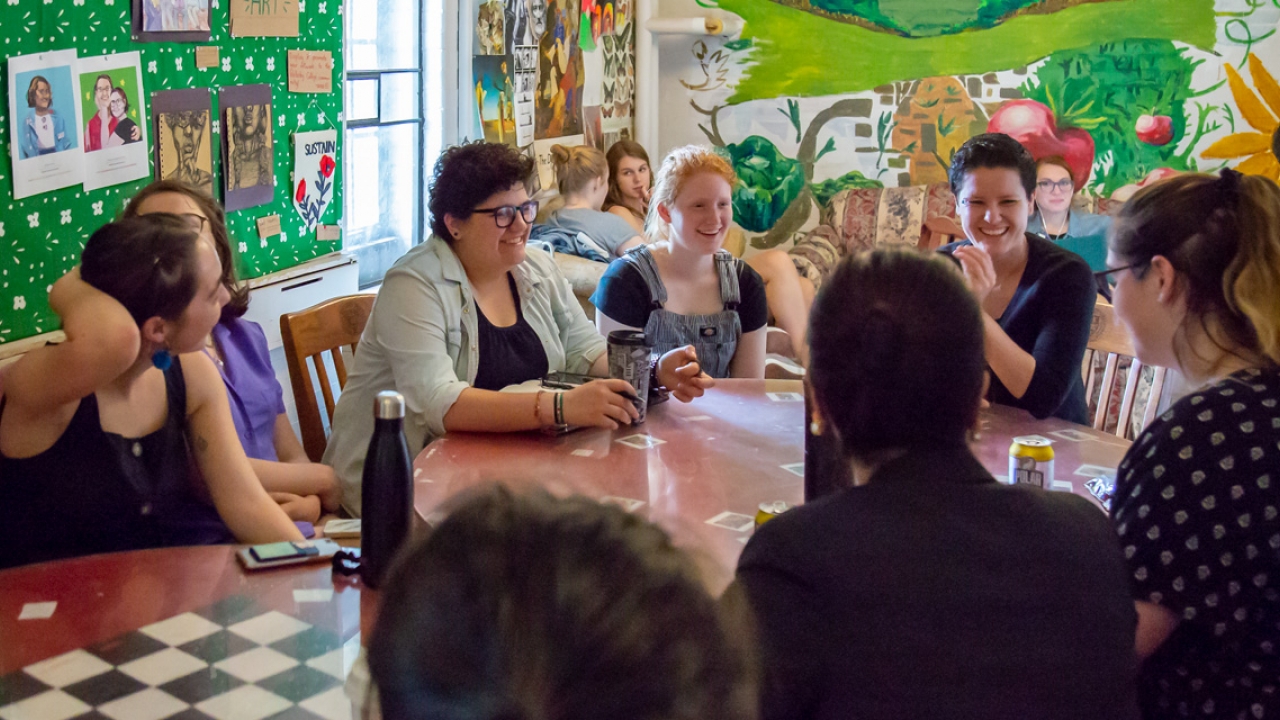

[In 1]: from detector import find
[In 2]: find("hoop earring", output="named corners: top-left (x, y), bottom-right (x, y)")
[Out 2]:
top-left (151, 349), bottom-right (173, 371)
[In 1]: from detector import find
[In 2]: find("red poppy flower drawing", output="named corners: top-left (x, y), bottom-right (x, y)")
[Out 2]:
top-left (298, 153), bottom-right (336, 230)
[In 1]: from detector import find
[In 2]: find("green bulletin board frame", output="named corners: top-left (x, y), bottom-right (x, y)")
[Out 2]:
top-left (0, 1), bottom-right (344, 345)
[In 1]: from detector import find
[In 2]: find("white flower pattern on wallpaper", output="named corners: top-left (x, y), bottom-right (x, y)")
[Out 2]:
top-left (318, 2), bottom-right (327, 12)
top-left (13, 296), bottom-right (25, 310)
top-left (1, 0), bottom-right (344, 344)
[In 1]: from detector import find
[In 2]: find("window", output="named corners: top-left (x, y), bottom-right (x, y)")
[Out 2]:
top-left (343, 0), bottom-right (427, 287)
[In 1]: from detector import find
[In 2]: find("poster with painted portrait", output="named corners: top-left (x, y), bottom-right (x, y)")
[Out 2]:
top-left (535, 0), bottom-right (584, 138)
top-left (7, 50), bottom-right (85, 200)
top-left (153, 87), bottom-right (214, 196)
top-left (132, 0), bottom-right (213, 42)
top-left (77, 52), bottom-right (150, 191)
top-left (220, 84), bottom-right (275, 212)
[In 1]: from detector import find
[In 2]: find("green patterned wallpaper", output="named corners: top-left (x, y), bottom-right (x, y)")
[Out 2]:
top-left (0, 0), bottom-right (344, 345)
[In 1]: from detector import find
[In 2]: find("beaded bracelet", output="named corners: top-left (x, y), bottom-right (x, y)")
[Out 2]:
top-left (554, 390), bottom-right (565, 426)
top-left (533, 389), bottom-right (547, 427)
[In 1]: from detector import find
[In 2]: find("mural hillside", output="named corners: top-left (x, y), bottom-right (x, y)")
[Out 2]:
top-left (665, 0), bottom-right (1276, 248)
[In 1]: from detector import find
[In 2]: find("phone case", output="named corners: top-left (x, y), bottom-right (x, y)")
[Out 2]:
top-left (236, 539), bottom-right (341, 571)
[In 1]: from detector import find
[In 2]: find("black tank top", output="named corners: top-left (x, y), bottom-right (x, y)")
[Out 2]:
top-left (472, 273), bottom-right (549, 391)
top-left (0, 360), bottom-right (233, 570)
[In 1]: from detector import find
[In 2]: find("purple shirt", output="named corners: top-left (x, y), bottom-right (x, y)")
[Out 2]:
top-left (210, 317), bottom-right (286, 461)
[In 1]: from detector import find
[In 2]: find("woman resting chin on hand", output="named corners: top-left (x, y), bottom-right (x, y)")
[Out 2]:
top-left (323, 141), bottom-right (712, 517)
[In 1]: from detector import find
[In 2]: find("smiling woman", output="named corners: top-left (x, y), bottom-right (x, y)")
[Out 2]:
top-left (323, 142), bottom-right (711, 516)
top-left (591, 145), bottom-right (769, 379)
top-left (939, 132), bottom-right (1096, 423)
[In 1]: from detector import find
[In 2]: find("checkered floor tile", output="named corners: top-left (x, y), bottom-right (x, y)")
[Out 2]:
top-left (0, 596), bottom-right (355, 720)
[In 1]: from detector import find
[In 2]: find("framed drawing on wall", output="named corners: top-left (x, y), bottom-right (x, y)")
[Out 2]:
top-left (132, 0), bottom-right (213, 43)
top-left (219, 84), bottom-right (275, 212)
top-left (152, 87), bottom-right (214, 196)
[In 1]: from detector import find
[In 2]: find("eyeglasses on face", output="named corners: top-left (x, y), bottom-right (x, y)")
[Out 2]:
top-left (1093, 262), bottom-right (1145, 283)
top-left (472, 200), bottom-right (538, 228)
top-left (179, 213), bottom-right (209, 235)
top-left (1036, 178), bottom-right (1074, 193)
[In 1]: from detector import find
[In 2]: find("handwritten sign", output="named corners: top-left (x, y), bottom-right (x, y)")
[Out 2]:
top-left (294, 130), bottom-right (338, 231)
top-left (256, 214), bottom-right (282, 239)
top-left (195, 46), bottom-right (220, 69)
top-left (288, 51), bottom-right (333, 94)
top-left (230, 0), bottom-right (299, 38)
top-left (317, 225), bottom-right (341, 241)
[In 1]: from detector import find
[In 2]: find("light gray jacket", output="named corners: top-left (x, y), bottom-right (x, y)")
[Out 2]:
top-left (323, 235), bottom-right (606, 515)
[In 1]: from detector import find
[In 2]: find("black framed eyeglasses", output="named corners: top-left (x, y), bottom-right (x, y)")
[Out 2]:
top-left (473, 200), bottom-right (538, 228)
top-left (1036, 178), bottom-right (1074, 193)
top-left (1093, 263), bottom-right (1143, 282)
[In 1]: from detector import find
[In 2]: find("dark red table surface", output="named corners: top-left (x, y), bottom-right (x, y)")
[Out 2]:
top-left (413, 380), bottom-right (1132, 592)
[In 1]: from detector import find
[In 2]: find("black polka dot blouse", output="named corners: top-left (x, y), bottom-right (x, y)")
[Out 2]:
top-left (1113, 367), bottom-right (1280, 719)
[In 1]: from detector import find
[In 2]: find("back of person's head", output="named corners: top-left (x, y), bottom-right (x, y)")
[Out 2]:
top-left (368, 486), bottom-right (756, 720)
top-left (81, 214), bottom-right (204, 326)
top-left (122, 179), bottom-right (248, 322)
top-left (648, 145), bottom-right (736, 240)
top-left (550, 143), bottom-right (607, 197)
top-left (808, 248), bottom-right (986, 460)
top-left (605, 139), bottom-right (652, 208)
top-left (949, 132), bottom-right (1037, 198)
top-left (429, 141), bottom-right (534, 241)
top-left (1111, 169), bottom-right (1280, 368)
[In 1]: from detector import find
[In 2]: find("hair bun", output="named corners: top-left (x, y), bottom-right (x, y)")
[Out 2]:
top-left (549, 144), bottom-right (570, 163)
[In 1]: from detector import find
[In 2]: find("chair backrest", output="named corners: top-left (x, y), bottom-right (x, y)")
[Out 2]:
top-left (1083, 300), bottom-right (1168, 439)
top-left (280, 293), bottom-right (376, 462)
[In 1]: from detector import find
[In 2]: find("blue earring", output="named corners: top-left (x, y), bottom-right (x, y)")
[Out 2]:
top-left (151, 349), bottom-right (173, 371)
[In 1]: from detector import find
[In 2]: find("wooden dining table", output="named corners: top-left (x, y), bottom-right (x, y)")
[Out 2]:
top-left (0, 546), bottom-right (365, 720)
top-left (412, 379), bottom-right (1133, 591)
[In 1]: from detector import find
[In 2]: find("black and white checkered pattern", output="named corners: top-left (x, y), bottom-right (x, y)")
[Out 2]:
top-left (0, 595), bottom-right (357, 720)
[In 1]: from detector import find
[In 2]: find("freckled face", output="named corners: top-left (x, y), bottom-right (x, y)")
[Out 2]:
top-left (664, 172), bottom-right (732, 254)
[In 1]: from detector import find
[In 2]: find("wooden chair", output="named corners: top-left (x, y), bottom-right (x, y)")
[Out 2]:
top-left (280, 294), bottom-right (376, 462)
top-left (1083, 300), bottom-right (1167, 439)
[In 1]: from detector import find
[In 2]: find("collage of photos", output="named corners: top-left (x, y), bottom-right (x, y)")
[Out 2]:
top-left (472, 0), bottom-right (634, 168)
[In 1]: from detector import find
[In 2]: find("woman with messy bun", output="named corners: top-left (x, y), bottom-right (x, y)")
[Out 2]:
top-left (542, 143), bottom-right (645, 257)
top-left (733, 248), bottom-right (1139, 720)
top-left (1105, 169), bottom-right (1280, 719)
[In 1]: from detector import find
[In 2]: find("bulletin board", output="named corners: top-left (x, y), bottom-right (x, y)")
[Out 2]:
top-left (0, 1), bottom-right (343, 346)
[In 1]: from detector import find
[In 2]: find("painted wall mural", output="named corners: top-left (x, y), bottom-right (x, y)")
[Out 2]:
top-left (658, 0), bottom-right (1278, 249)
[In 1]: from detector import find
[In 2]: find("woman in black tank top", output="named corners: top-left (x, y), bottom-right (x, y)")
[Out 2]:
top-left (0, 214), bottom-right (301, 569)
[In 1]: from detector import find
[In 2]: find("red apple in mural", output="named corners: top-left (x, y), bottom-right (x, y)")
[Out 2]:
top-left (987, 98), bottom-right (1096, 191)
top-left (1135, 114), bottom-right (1174, 146)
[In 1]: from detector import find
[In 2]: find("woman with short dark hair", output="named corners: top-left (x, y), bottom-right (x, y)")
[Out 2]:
top-left (734, 248), bottom-right (1139, 720)
top-left (1105, 169), bottom-right (1280, 719)
top-left (941, 133), bottom-right (1096, 422)
top-left (325, 142), bottom-right (710, 515)
top-left (368, 486), bottom-right (757, 720)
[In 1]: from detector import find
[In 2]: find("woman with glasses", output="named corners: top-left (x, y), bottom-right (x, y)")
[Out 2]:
top-left (105, 87), bottom-right (140, 148)
top-left (324, 142), bottom-right (710, 515)
top-left (123, 180), bottom-right (341, 524)
top-left (1027, 156), bottom-right (1113, 273)
top-left (940, 134), bottom-right (1096, 423)
top-left (1104, 169), bottom-right (1280, 720)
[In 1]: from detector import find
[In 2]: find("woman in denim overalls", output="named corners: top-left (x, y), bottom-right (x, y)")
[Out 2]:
top-left (592, 145), bottom-right (768, 379)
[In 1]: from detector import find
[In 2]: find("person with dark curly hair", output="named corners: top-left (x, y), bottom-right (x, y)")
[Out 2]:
top-left (364, 486), bottom-right (757, 720)
top-left (324, 142), bottom-right (710, 515)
